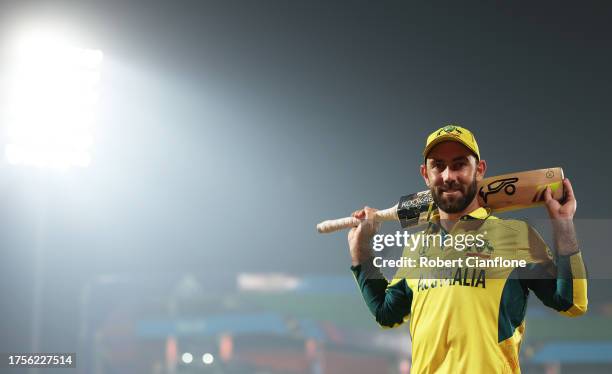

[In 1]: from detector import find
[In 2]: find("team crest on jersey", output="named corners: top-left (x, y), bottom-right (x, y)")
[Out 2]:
top-left (465, 238), bottom-right (494, 258)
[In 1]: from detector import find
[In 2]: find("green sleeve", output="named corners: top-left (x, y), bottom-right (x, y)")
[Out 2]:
top-left (521, 252), bottom-right (588, 317)
top-left (351, 258), bottom-right (413, 328)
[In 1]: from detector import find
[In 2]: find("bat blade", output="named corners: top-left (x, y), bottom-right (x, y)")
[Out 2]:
top-left (317, 167), bottom-right (565, 234)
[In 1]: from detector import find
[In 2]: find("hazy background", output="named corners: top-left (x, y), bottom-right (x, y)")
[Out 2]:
top-left (0, 1), bottom-right (611, 373)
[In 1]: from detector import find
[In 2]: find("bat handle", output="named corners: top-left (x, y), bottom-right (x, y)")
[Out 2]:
top-left (316, 205), bottom-right (399, 234)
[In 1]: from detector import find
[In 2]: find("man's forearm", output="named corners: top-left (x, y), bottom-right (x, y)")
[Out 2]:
top-left (351, 259), bottom-right (413, 327)
top-left (351, 241), bottom-right (374, 266)
top-left (552, 219), bottom-right (579, 256)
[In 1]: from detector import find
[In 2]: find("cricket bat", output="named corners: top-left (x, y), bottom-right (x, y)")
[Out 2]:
top-left (316, 167), bottom-right (564, 234)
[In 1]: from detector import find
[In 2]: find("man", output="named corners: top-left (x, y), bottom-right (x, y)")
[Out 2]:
top-left (348, 125), bottom-right (587, 373)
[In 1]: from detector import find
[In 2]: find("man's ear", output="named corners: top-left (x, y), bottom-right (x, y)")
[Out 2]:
top-left (420, 163), bottom-right (430, 187)
top-left (476, 158), bottom-right (487, 182)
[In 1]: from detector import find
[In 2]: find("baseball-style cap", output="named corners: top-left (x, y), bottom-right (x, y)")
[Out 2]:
top-left (423, 124), bottom-right (480, 160)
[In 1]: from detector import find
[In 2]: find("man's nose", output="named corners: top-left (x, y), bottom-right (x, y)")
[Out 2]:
top-left (441, 166), bottom-right (457, 183)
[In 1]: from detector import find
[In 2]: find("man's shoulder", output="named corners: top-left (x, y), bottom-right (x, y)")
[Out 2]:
top-left (482, 215), bottom-right (531, 230)
top-left (481, 216), bottom-right (551, 258)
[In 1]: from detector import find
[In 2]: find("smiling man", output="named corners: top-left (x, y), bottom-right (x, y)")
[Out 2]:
top-left (348, 124), bottom-right (588, 373)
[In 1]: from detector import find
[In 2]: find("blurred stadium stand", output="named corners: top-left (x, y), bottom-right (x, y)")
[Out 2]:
top-left (81, 273), bottom-right (612, 374)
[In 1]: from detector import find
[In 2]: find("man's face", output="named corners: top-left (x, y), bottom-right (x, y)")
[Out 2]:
top-left (421, 141), bottom-right (484, 214)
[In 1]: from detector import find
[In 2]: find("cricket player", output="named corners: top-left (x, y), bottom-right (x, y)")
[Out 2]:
top-left (348, 125), bottom-right (587, 373)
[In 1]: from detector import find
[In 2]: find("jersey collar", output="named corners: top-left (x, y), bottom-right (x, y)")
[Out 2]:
top-left (427, 206), bottom-right (492, 233)
top-left (461, 207), bottom-right (492, 220)
top-left (429, 206), bottom-right (491, 223)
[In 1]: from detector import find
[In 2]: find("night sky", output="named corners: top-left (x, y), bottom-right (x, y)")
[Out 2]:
top-left (1, 0), bottom-right (611, 358)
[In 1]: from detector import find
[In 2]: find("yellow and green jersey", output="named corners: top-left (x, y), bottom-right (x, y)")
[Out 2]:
top-left (351, 207), bottom-right (588, 374)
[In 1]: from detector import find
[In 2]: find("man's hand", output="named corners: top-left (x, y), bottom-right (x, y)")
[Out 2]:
top-left (544, 178), bottom-right (576, 220)
top-left (348, 206), bottom-right (380, 267)
top-left (544, 178), bottom-right (579, 255)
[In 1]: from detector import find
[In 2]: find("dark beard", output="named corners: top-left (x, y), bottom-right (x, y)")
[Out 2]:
top-left (431, 176), bottom-right (478, 214)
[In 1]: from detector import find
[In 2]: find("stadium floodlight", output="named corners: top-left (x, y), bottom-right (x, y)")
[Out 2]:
top-left (4, 29), bottom-right (103, 169)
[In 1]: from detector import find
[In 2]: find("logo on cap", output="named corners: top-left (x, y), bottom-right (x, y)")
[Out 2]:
top-left (437, 125), bottom-right (463, 137)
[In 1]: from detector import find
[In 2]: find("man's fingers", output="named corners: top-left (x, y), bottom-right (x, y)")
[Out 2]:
top-left (351, 206), bottom-right (379, 228)
top-left (363, 206), bottom-right (378, 220)
top-left (544, 186), bottom-right (561, 212)
top-left (543, 185), bottom-right (553, 203)
top-left (352, 209), bottom-right (366, 219)
top-left (563, 178), bottom-right (575, 201)
top-left (363, 207), bottom-right (380, 233)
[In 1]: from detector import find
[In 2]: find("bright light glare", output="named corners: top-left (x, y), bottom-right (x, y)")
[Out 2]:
top-left (202, 353), bottom-right (214, 365)
top-left (181, 352), bottom-right (193, 364)
top-left (4, 29), bottom-right (103, 169)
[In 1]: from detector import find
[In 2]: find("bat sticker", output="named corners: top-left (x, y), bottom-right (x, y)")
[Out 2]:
top-left (478, 177), bottom-right (519, 204)
top-left (531, 181), bottom-right (562, 202)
